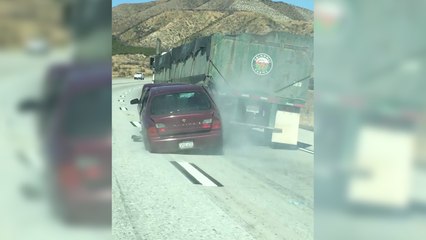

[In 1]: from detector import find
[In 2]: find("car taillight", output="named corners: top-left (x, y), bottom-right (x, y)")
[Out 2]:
top-left (58, 156), bottom-right (104, 188)
top-left (201, 118), bottom-right (212, 129)
top-left (155, 123), bottom-right (166, 133)
top-left (212, 117), bottom-right (221, 130)
top-left (58, 162), bottom-right (80, 189)
top-left (76, 156), bottom-right (102, 180)
top-left (148, 126), bottom-right (159, 137)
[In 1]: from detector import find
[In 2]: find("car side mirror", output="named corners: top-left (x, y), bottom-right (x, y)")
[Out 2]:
top-left (130, 98), bottom-right (140, 105)
top-left (19, 99), bottom-right (41, 112)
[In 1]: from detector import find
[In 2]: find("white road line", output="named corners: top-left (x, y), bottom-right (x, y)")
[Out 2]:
top-left (120, 107), bottom-right (128, 111)
top-left (177, 161), bottom-right (217, 187)
top-left (120, 95), bottom-right (125, 98)
top-left (118, 99), bottom-right (125, 102)
top-left (130, 121), bottom-right (141, 128)
top-left (299, 148), bottom-right (314, 154)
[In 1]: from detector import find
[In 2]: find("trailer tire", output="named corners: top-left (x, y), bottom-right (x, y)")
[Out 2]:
top-left (264, 130), bottom-right (273, 145)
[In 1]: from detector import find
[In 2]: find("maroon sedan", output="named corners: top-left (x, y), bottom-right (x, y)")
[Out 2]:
top-left (131, 84), bottom-right (223, 154)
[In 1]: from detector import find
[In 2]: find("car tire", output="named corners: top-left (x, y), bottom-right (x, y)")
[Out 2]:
top-left (144, 138), bottom-right (156, 153)
top-left (264, 130), bottom-right (273, 143)
top-left (49, 186), bottom-right (79, 224)
top-left (142, 135), bottom-right (150, 152)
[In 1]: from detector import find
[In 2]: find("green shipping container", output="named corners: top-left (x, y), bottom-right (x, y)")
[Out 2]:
top-left (153, 31), bottom-right (313, 105)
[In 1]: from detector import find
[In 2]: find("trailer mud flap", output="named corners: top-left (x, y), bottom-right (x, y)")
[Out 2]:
top-left (347, 125), bottom-right (414, 209)
top-left (271, 110), bottom-right (300, 145)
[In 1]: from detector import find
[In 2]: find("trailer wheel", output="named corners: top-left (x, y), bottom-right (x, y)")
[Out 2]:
top-left (264, 130), bottom-right (273, 145)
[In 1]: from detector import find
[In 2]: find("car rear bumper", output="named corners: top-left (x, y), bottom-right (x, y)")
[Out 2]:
top-left (62, 187), bottom-right (111, 203)
top-left (55, 188), bottom-right (111, 223)
top-left (149, 130), bottom-right (222, 153)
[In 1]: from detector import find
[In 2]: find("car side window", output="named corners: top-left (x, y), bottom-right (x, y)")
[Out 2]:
top-left (141, 89), bottom-right (150, 109)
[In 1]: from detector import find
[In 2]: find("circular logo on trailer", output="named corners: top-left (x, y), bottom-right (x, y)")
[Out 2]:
top-left (251, 53), bottom-right (273, 75)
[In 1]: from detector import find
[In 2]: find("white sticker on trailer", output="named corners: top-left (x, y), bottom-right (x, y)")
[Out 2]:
top-left (293, 82), bottom-right (302, 87)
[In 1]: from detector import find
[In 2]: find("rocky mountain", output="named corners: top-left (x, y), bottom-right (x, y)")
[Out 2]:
top-left (112, 0), bottom-right (313, 49)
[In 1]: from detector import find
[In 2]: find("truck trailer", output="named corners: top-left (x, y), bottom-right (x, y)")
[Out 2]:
top-left (151, 31), bottom-right (313, 147)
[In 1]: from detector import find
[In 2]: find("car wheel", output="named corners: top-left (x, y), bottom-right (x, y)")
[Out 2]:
top-left (142, 133), bottom-right (150, 152)
top-left (143, 136), bottom-right (156, 153)
top-left (143, 139), bottom-right (148, 151)
top-left (148, 146), bottom-right (156, 153)
top-left (263, 130), bottom-right (274, 147)
top-left (49, 187), bottom-right (78, 224)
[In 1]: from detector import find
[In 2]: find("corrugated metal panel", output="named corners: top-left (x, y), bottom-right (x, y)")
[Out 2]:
top-left (154, 32), bottom-right (313, 103)
top-left (210, 32), bottom-right (313, 103)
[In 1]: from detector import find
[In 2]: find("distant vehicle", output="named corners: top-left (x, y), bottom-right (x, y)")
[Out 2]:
top-left (25, 38), bottom-right (50, 55)
top-left (151, 32), bottom-right (313, 147)
top-left (130, 84), bottom-right (223, 154)
top-left (134, 72), bottom-right (144, 80)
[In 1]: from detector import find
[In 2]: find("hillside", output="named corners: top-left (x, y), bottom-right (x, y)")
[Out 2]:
top-left (112, 0), bottom-right (313, 49)
top-left (0, 1), bottom-right (68, 47)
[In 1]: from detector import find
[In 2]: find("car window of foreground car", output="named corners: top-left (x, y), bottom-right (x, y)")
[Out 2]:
top-left (64, 86), bottom-right (111, 137)
top-left (150, 91), bottom-right (211, 115)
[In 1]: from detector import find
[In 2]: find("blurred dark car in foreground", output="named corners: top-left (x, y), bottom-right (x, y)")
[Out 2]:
top-left (21, 63), bottom-right (111, 223)
top-left (130, 84), bottom-right (223, 154)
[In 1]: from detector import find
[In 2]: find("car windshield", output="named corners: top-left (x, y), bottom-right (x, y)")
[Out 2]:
top-left (64, 85), bottom-right (111, 138)
top-left (150, 91), bottom-right (211, 115)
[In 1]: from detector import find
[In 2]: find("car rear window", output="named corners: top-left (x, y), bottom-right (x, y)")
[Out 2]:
top-left (150, 91), bottom-right (211, 115)
top-left (64, 85), bottom-right (111, 137)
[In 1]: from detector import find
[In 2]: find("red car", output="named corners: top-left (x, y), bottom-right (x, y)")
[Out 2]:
top-left (50, 65), bottom-right (111, 223)
top-left (131, 84), bottom-right (223, 154)
top-left (22, 63), bottom-right (112, 223)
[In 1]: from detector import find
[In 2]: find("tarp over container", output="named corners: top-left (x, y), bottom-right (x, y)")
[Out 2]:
top-left (154, 31), bottom-right (313, 104)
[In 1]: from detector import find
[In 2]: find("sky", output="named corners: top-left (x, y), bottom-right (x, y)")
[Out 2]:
top-left (111, 0), bottom-right (314, 11)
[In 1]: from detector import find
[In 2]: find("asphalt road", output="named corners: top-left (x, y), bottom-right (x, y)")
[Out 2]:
top-left (112, 77), bottom-right (314, 240)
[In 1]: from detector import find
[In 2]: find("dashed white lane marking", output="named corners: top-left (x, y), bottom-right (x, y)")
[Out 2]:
top-left (299, 148), bottom-right (314, 154)
top-left (118, 99), bottom-right (125, 102)
top-left (120, 107), bottom-right (128, 111)
top-left (177, 161), bottom-right (218, 187)
top-left (130, 121), bottom-right (141, 128)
